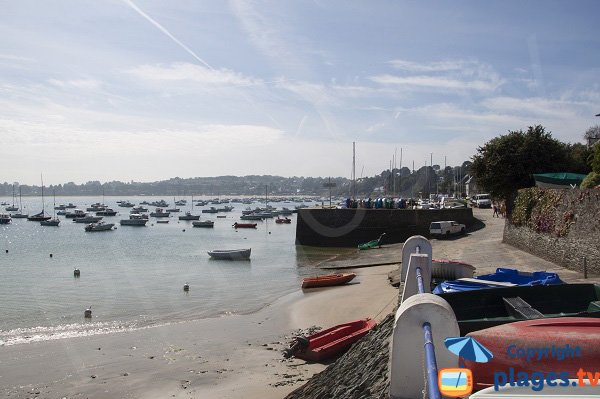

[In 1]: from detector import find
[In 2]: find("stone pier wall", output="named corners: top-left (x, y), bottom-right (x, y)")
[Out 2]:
top-left (295, 208), bottom-right (475, 247)
top-left (503, 188), bottom-right (600, 274)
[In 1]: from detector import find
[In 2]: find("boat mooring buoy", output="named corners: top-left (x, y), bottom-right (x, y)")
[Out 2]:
top-left (74, 268), bottom-right (80, 277)
top-left (182, 229), bottom-right (185, 232)
top-left (183, 283), bottom-right (190, 292)
top-left (84, 307), bottom-right (92, 318)
top-left (49, 253), bottom-right (53, 258)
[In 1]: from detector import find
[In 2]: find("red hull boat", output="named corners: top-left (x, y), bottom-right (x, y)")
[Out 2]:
top-left (465, 318), bottom-right (600, 390)
top-left (233, 222), bottom-right (257, 228)
top-left (286, 318), bottom-right (376, 362)
top-left (301, 273), bottom-right (356, 289)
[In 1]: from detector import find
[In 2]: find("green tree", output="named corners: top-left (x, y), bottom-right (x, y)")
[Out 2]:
top-left (470, 125), bottom-right (569, 212)
top-left (591, 141), bottom-right (600, 174)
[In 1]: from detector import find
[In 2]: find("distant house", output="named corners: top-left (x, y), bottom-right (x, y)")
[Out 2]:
top-left (464, 175), bottom-right (478, 197)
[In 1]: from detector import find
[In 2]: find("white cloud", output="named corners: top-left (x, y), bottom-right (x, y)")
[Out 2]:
top-left (388, 59), bottom-right (470, 72)
top-left (127, 63), bottom-right (261, 86)
top-left (369, 74), bottom-right (500, 92)
top-left (48, 79), bottom-right (102, 90)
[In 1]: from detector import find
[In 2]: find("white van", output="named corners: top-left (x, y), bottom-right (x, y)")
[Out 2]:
top-left (429, 221), bottom-right (466, 237)
top-left (472, 194), bottom-right (492, 208)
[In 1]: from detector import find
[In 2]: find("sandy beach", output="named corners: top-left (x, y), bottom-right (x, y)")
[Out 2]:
top-left (0, 263), bottom-right (398, 399)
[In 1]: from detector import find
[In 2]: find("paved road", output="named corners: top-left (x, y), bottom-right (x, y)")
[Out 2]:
top-left (325, 207), bottom-right (598, 283)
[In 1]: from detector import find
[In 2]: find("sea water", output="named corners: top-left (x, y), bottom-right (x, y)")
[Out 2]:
top-left (0, 196), bottom-right (350, 346)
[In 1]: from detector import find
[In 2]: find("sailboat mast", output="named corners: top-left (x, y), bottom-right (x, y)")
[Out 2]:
top-left (41, 174), bottom-right (45, 214)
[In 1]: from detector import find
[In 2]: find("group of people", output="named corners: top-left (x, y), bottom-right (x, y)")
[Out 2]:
top-left (492, 201), bottom-right (506, 218)
top-left (343, 197), bottom-right (417, 209)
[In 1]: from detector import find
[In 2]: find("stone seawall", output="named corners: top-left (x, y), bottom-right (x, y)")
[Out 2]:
top-left (503, 188), bottom-right (600, 274)
top-left (295, 208), bottom-right (475, 247)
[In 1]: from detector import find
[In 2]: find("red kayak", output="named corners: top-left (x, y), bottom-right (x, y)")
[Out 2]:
top-left (465, 318), bottom-right (600, 390)
top-left (301, 273), bottom-right (356, 289)
top-left (232, 222), bottom-right (257, 228)
top-left (285, 318), bottom-right (376, 362)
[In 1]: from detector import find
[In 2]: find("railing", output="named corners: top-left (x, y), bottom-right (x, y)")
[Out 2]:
top-left (416, 266), bottom-right (441, 399)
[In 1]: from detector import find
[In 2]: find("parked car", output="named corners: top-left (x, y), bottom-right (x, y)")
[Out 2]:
top-left (471, 193), bottom-right (492, 208)
top-left (429, 221), bottom-right (466, 237)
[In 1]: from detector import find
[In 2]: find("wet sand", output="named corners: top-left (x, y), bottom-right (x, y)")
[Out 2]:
top-left (0, 264), bottom-right (398, 399)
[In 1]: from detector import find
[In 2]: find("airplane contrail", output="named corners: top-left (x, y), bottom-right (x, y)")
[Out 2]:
top-left (123, 0), bottom-right (213, 70)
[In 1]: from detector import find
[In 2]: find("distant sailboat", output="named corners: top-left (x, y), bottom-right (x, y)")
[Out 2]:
top-left (179, 194), bottom-right (200, 220)
top-left (40, 190), bottom-right (60, 226)
top-left (5, 184), bottom-right (18, 212)
top-left (11, 186), bottom-right (28, 218)
top-left (27, 176), bottom-right (51, 222)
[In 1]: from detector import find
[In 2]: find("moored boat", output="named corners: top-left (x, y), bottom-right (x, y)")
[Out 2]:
top-left (179, 211), bottom-right (200, 221)
top-left (40, 218), bottom-right (60, 226)
top-left (74, 215), bottom-right (103, 223)
top-left (150, 208), bottom-right (170, 217)
top-left (275, 217), bottom-right (291, 224)
top-left (302, 273), bottom-right (356, 289)
top-left (120, 213), bottom-right (148, 226)
top-left (464, 318), bottom-right (600, 391)
top-left (0, 213), bottom-right (11, 224)
top-left (284, 318), bottom-right (376, 362)
top-left (437, 283), bottom-right (600, 335)
top-left (192, 220), bottom-right (214, 228)
top-left (207, 248), bottom-right (251, 260)
top-left (84, 221), bottom-right (115, 232)
top-left (27, 211), bottom-right (51, 221)
top-left (96, 208), bottom-right (117, 216)
top-left (233, 222), bottom-right (257, 228)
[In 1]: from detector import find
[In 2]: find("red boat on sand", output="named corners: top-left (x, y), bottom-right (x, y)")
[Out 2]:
top-left (285, 318), bottom-right (376, 362)
top-left (465, 318), bottom-right (600, 390)
top-left (233, 222), bottom-right (257, 228)
top-left (302, 273), bottom-right (356, 289)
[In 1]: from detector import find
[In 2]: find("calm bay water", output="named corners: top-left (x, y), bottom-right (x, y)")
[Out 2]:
top-left (0, 196), bottom-right (349, 346)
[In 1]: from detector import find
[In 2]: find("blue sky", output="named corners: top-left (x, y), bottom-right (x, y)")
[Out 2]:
top-left (1, 0), bottom-right (599, 185)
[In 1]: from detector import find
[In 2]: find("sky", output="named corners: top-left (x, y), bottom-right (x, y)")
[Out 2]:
top-left (1, 0), bottom-right (599, 185)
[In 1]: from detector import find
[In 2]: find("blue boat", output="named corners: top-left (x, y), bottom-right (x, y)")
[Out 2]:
top-left (432, 268), bottom-right (564, 294)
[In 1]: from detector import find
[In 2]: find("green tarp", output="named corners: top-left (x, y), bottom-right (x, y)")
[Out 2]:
top-left (533, 172), bottom-right (587, 187)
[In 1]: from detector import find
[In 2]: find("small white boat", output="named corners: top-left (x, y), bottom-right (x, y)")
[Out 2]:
top-left (192, 220), bottom-right (214, 228)
top-left (0, 213), bottom-right (11, 224)
top-left (207, 248), bottom-right (251, 260)
top-left (84, 221), bottom-right (114, 232)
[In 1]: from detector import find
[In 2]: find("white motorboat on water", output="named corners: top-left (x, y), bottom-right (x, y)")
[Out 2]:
top-left (207, 248), bottom-right (251, 260)
top-left (84, 221), bottom-right (115, 232)
top-left (0, 213), bottom-right (11, 224)
top-left (120, 213), bottom-right (148, 226)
